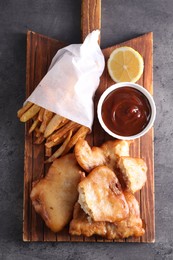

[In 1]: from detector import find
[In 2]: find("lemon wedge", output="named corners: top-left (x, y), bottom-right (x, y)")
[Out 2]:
top-left (107, 46), bottom-right (144, 83)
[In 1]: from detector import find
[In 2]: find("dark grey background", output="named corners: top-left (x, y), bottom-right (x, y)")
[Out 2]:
top-left (0, 0), bottom-right (172, 259)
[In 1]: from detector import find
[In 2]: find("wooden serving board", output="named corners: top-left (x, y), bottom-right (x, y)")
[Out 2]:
top-left (23, 0), bottom-right (155, 243)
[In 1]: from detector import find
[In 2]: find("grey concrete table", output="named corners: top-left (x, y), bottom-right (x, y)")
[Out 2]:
top-left (0, 0), bottom-right (172, 259)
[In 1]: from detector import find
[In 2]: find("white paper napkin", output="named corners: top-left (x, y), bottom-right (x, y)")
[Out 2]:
top-left (26, 30), bottom-right (105, 130)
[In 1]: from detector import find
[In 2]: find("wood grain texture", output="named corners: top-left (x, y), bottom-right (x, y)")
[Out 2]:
top-left (81, 0), bottom-right (101, 42)
top-left (23, 31), bottom-right (66, 242)
top-left (23, 31), bottom-right (154, 242)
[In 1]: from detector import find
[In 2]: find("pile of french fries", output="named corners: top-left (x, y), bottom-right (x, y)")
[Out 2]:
top-left (17, 102), bottom-right (89, 163)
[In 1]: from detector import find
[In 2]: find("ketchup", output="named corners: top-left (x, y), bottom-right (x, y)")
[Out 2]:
top-left (101, 87), bottom-right (151, 136)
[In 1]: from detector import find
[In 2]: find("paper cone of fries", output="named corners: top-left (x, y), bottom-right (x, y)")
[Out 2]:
top-left (26, 30), bottom-right (105, 130)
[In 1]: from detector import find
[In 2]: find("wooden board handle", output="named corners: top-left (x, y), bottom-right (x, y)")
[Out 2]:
top-left (81, 0), bottom-right (101, 43)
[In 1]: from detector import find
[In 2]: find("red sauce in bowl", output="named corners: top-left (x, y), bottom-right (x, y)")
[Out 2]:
top-left (101, 87), bottom-right (151, 136)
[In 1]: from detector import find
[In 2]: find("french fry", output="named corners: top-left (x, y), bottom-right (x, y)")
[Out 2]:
top-left (46, 119), bottom-right (69, 142)
top-left (45, 123), bottom-right (80, 148)
top-left (45, 130), bottom-right (72, 163)
top-left (29, 118), bottom-right (40, 134)
top-left (45, 134), bottom-right (68, 148)
top-left (45, 147), bottom-right (52, 157)
top-left (48, 121), bottom-right (79, 141)
top-left (35, 127), bottom-right (41, 138)
top-left (44, 114), bottom-right (65, 138)
top-left (34, 134), bottom-right (45, 144)
top-left (20, 104), bottom-right (40, 122)
top-left (54, 118), bottom-right (69, 131)
top-left (39, 110), bottom-right (54, 133)
top-left (17, 101), bottom-right (33, 118)
top-left (52, 121), bottom-right (79, 143)
top-left (18, 99), bottom-right (88, 160)
top-left (62, 126), bottom-right (90, 156)
top-left (38, 108), bottom-right (45, 122)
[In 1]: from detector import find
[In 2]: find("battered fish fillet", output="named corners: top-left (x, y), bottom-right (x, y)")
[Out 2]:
top-left (106, 192), bottom-right (145, 239)
top-left (117, 157), bottom-right (147, 193)
top-left (69, 192), bottom-right (145, 239)
top-left (78, 166), bottom-right (129, 222)
top-left (75, 139), bottom-right (130, 172)
top-left (69, 202), bottom-right (107, 237)
top-left (30, 154), bottom-right (81, 233)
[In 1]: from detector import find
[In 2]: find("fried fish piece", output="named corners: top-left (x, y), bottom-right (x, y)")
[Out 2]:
top-left (117, 157), bottom-right (147, 193)
top-left (30, 154), bottom-right (82, 233)
top-left (106, 192), bottom-right (145, 239)
top-left (69, 202), bottom-right (107, 237)
top-left (78, 166), bottom-right (129, 222)
top-left (74, 139), bottom-right (130, 172)
top-left (69, 192), bottom-right (145, 240)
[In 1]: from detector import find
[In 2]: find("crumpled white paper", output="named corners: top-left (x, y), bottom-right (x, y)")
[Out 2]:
top-left (26, 30), bottom-right (105, 130)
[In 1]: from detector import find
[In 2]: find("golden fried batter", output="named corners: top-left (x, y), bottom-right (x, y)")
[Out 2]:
top-left (69, 202), bottom-right (107, 237)
top-left (78, 166), bottom-right (129, 222)
top-left (75, 139), bottom-right (130, 172)
top-left (30, 154), bottom-right (81, 233)
top-left (69, 192), bottom-right (145, 239)
top-left (117, 157), bottom-right (147, 193)
top-left (106, 192), bottom-right (145, 239)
